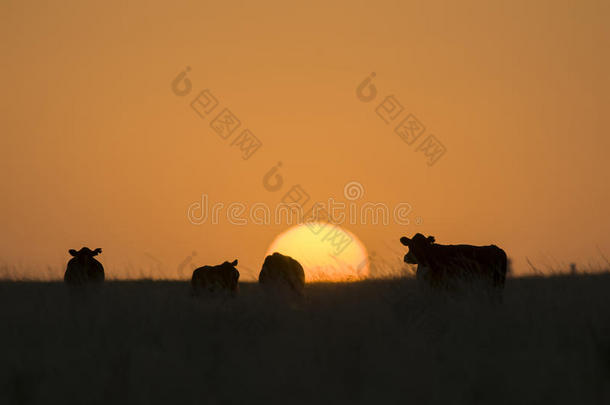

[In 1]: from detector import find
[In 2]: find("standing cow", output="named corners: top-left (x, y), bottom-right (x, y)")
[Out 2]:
top-left (400, 233), bottom-right (507, 298)
top-left (191, 259), bottom-right (240, 295)
top-left (64, 247), bottom-right (105, 285)
top-left (259, 252), bottom-right (305, 296)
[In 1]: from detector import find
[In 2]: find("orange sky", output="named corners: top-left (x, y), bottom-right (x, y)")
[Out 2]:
top-left (1, 0), bottom-right (608, 279)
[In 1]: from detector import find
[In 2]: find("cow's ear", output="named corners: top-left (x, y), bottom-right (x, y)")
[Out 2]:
top-left (400, 237), bottom-right (410, 246)
top-left (69, 249), bottom-right (77, 257)
top-left (427, 236), bottom-right (435, 244)
top-left (92, 248), bottom-right (102, 256)
top-left (231, 259), bottom-right (238, 266)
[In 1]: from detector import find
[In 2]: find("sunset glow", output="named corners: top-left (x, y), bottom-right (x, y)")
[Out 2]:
top-left (266, 223), bottom-right (369, 282)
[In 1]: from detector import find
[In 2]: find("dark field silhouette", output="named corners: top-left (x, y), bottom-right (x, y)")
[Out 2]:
top-left (1, 274), bottom-right (609, 404)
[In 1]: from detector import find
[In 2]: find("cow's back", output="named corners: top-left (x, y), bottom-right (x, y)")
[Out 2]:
top-left (428, 244), bottom-right (507, 285)
top-left (191, 265), bottom-right (239, 293)
top-left (431, 244), bottom-right (504, 264)
top-left (191, 266), bottom-right (211, 287)
top-left (259, 253), bottom-right (305, 295)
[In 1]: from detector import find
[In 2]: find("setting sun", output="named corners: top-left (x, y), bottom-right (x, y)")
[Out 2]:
top-left (266, 223), bottom-right (369, 282)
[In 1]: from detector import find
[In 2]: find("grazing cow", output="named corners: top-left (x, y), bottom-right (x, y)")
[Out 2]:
top-left (400, 233), bottom-right (507, 297)
top-left (64, 247), bottom-right (105, 285)
top-left (259, 252), bottom-right (305, 296)
top-left (191, 259), bottom-right (239, 295)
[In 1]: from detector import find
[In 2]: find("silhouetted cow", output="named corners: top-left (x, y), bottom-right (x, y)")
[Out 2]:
top-left (259, 252), bottom-right (305, 296)
top-left (400, 233), bottom-right (507, 297)
top-left (64, 247), bottom-right (105, 285)
top-left (191, 259), bottom-right (239, 295)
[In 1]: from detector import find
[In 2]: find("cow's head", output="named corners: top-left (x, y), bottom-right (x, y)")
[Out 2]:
top-left (222, 259), bottom-right (238, 267)
top-left (400, 233), bottom-right (435, 265)
top-left (222, 259), bottom-right (239, 282)
top-left (69, 247), bottom-right (102, 259)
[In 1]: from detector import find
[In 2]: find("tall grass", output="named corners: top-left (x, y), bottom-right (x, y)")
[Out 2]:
top-left (0, 273), bottom-right (609, 404)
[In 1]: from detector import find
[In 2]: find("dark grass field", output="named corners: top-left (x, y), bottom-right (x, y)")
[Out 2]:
top-left (1, 274), bottom-right (609, 405)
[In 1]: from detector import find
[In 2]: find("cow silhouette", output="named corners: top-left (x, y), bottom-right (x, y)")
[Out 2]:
top-left (64, 247), bottom-right (105, 285)
top-left (259, 252), bottom-right (305, 296)
top-left (400, 233), bottom-right (507, 298)
top-left (191, 259), bottom-right (239, 295)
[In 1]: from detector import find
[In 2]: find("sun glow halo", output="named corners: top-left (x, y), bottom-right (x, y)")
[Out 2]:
top-left (265, 223), bottom-right (369, 282)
